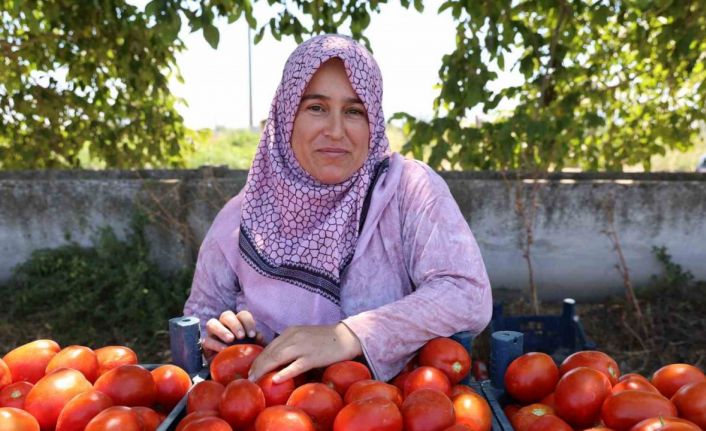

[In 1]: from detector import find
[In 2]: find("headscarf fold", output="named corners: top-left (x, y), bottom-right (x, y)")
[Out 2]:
top-left (239, 34), bottom-right (390, 305)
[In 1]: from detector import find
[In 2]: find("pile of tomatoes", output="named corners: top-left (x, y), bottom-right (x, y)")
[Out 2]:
top-left (0, 339), bottom-right (192, 431)
top-left (175, 337), bottom-right (493, 431)
top-left (502, 350), bottom-right (706, 431)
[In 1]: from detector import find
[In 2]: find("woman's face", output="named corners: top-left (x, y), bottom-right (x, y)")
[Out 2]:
top-left (291, 58), bottom-right (370, 185)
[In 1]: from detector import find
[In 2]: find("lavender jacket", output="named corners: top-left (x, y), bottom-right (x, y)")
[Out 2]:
top-left (184, 153), bottom-right (492, 381)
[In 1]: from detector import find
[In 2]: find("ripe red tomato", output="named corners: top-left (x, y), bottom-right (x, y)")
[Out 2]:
top-left (333, 398), bottom-right (403, 431)
top-left (451, 391), bottom-right (492, 431)
top-left (219, 379), bottom-right (266, 430)
top-left (181, 416), bottom-right (233, 431)
top-left (403, 366), bottom-right (451, 397)
top-left (133, 406), bottom-right (164, 431)
top-left (187, 380), bottom-right (225, 414)
top-left (45, 345), bottom-right (100, 383)
top-left (619, 373), bottom-right (650, 383)
top-left (601, 390), bottom-right (677, 430)
top-left (0, 359), bottom-right (11, 390)
top-left (2, 339), bottom-right (60, 384)
top-left (84, 406), bottom-right (143, 431)
top-left (176, 410), bottom-right (219, 431)
top-left (502, 404), bottom-right (521, 422)
top-left (255, 405), bottom-right (315, 431)
top-left (651, 363), bottom-right (706, 399)
top-left (392, 371), bottom-right (410, 392)
top-left (559, 350), bottom-right (621, 386)
top-left (257, 371), bottom-right (296, 406)
top-left (540, 392), bottom-right (556, 409)
top-left (94, 346), bottom-right (138, 376)
top-left (0, 406), bottom-right (40, 431)
top-left (554, 367), bottom-right (612, 428)
top-left (287, 382), bottom-right (343, 431)
top-left (450, 384), bottom-right (475, 398)
top-left (322, 361), bottom-right (372, 397)
top-left (151, 364), bottom-right (192, 411)
top-left (210, 344), bottom-right (263, 385)
top-left (55, 389), bottom-right (114, 431)
top-left (630, 416), bottom-right (701, 431)
top-left (511, 403), bottom-right (554, 431)
top-left (344, 380), bottom-right (402, 407)
top-left (0, 381), bottom-right (33, 408)
top-left (443, 425), bottom-right (474, 431)
top-left (612, 376), bottom-right (660, 394)
top-left (418, 338), bottom-right (471, 384)
top-left (24, 368), bottom-right (93, 430)
top-left (401, 388), bottom-right (455, 431)
top-left (671, 381), bottom-right (706, 429)
top-left (93, 364), bottom-right (157, 407)
top-left (504, 352), bottom-right (559, 403)
top-left (526, 414), bottom-right (573, 431)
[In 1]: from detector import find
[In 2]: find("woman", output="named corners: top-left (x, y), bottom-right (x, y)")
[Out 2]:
top-left (184, 34), bottom-right (492, 383)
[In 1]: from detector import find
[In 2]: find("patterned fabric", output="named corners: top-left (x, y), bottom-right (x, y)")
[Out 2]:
top-left (239, 34), bottom-right (390, 303)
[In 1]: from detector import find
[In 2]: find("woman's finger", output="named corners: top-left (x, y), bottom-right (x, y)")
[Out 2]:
top-left (235, 310), bottom-right (259, 338)
top-left (201, 335), bottom-right (229, 354)
top-left (218, 310), bottom-right (246, 339)
top-left (273, 357), bottom-right (310, 384)
top-left (248, 340), bottom-right (299, 382)
top-left (206, 317), bottom-right (235, 344)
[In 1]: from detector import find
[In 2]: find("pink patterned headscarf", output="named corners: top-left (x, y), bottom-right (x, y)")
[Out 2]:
top-left (239, 34), bottom-right (391, 305)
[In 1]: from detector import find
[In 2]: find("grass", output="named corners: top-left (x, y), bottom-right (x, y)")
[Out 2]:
top-left (181, 125), bottom-right (409, 170)
top-left (180, 124), bottom-right (705, 172)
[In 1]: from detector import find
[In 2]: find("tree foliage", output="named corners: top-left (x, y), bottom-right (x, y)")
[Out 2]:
top-left (0, 0), bottom-right (187, 168)
top-left (394, 0), bottom-right (706, 171)
top-left (2, 0), bottom-right (704, 170)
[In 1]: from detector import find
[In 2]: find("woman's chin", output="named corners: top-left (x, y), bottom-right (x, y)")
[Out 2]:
top-left (311, 168), bottom-right (354, 185)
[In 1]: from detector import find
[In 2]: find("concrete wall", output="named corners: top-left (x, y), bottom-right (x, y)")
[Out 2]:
top-left (1, 168), bottom-right (704, 300)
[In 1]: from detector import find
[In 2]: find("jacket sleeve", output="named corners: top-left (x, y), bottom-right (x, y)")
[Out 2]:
top-left (342, 167), bottom-right (492, 382)
top-left (183, 233), bottom-right (245, 337)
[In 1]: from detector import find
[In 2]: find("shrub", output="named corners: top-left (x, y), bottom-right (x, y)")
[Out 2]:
top-left (0, 216), bottom-right (193, 362)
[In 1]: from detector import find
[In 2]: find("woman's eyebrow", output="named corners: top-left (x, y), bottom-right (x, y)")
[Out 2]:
top-left (301, 93), bottom-right (364, 104)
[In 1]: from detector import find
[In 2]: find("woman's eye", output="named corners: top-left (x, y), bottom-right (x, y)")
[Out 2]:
top-left (347, 108), bottom-right (365, 116)
top-left (307, 105), bottom-right (324, 113)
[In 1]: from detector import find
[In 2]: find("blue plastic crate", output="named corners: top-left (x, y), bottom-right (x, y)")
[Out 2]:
top-left (155, 316), bottom-right (209, 431)
top-left (490, 298), bottom-right (595, 364)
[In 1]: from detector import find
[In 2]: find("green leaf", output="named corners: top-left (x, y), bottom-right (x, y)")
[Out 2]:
top-left (254, 26), bottom-right (266, 44)
top-left (203, 24), bottom-right (220, 49)
top-left (144, 0), bottom-right (161, 17)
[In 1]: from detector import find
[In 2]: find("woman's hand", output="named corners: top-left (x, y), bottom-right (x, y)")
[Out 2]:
top-left (203, 310), bottom-right (264, 357)
top-left (248, 323), bottom-right (363, 383)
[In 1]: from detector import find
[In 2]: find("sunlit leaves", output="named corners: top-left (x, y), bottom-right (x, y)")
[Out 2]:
top-left (3, 0), bottom-right (704, 170)
top-left (0, 0), bottom-right (187, 169)
top-left (396, 0), bottom-right (706, 172)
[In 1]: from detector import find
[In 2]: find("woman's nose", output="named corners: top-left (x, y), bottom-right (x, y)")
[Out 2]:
top-left (325, 112), bottom-right (345, 140)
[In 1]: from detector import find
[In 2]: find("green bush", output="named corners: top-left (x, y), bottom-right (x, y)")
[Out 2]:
top-left (184, 128), bottom-right (259, 169)
top-left (0, 217), bottom-right (193, 362)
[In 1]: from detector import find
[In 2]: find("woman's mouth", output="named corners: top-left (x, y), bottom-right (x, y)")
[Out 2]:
top-left (317, 147), bottom-right (349, 156)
